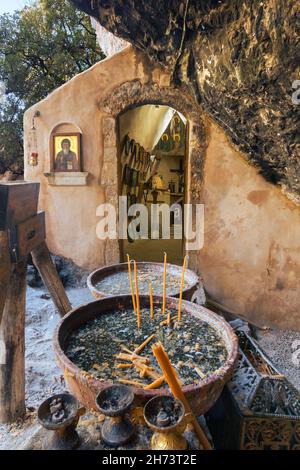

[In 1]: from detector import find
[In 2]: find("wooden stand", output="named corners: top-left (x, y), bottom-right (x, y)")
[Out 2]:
top-left (31, 242), bottom-right (71, 317)
top-left (0, 259), bottom-right (27, 423)
top-left (0, 182), bottom-right (71, 423)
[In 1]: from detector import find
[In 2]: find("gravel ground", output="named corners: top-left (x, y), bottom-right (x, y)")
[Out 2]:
top-left (0, 286), bottom-right (93, 450)
top-left (0, 286), bottom-right (300, 449)
top-left (256, 328), bottom-right (300, 390)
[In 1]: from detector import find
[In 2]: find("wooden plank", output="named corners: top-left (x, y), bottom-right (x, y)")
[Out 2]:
top-left (31, 241), bottom-right (72, 317)
top-left (0, 182), bottom-right (39, 230)
top-left (0, 232), bottom-right (10, 328)
top-left (0, 259), bottom-right (27, 423)
top-left (9, 212), bottom-right (46, 263)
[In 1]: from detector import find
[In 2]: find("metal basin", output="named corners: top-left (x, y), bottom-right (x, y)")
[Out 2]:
top-left (54, 295), bottom-right (238, 416)
top-left (87, 262), bottom-right (200, 301)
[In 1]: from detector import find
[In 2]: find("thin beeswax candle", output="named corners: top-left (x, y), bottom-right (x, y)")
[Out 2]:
top-left (134, 260), bottom-right (141, 329)
top-left (127, 254), bottom-right (136, 312)
top-left (149, 282), bottom-right (154, 319)
top-left (162, 252), bottom-right (167, 314)
top-left (177, 255), bottom-right (187, 321)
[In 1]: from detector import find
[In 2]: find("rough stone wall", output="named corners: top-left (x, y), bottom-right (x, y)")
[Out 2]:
top-left (91, 19), bottom-right (128, 57)
top-left (70, 0), bottom-right (300, 203)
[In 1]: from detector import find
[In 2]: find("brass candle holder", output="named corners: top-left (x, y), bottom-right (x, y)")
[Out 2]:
top-left (96, 384), bottom-right (135, 447)
top-left (144, 395), bottom-right (188, 450)
top-left (37, 393), bottom-right (84, 450)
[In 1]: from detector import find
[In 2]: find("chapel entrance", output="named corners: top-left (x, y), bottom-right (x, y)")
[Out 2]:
top-left (117, 104), bottom-right (188, 265)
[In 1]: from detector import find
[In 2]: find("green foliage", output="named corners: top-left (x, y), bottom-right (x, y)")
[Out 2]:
top-left (0, 0), bottom-right (103, 174)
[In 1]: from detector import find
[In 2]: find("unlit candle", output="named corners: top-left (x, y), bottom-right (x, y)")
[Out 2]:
top-left (162, 252), bottom-right (167, 314)
top-left (127, 254), bottom-right (136, 312)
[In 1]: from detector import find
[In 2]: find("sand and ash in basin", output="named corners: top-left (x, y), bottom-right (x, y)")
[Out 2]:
top-left (66, 306), bottom-right (228, 388)
top-left (95, 269), bottom-right (190, 296)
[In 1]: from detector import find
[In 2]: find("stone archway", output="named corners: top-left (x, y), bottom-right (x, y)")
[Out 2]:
top-left (98, 79), bottom-right (207, 268)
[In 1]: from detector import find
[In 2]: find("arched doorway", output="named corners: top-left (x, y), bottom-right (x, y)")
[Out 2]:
top-left (98, 80), bottom-right (207, 271)
top-left (118, 104), bottom-right (188, 264)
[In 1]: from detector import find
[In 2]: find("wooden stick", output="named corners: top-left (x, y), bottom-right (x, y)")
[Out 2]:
top-left (134, 334), bottom-right (155, 355)
top-left (160, 315), bottom-right (177, 326)
top-left (162, 252), bottom-right (167, 314)
top-left (133, 261), bottom-right (141, 328)
top-left (118, 378), bottom-right (145, 387)
top-left (31, 241), bottom-right (71, 317)
top-left (178, 255), bottom-right (187, 322)
top-left (144, 375), bottom-right (165, 389)
top-left (116, 353), bottom-right (149, 364)
top-left (195, 366), bottom-right (206, 379)
top-left (138, 366), bottom-right (147, 378)
top-left (121, 346), bottom-right (136, 355)
top-left (134, 362), bottom-right (160, 380)
top-left (116, 363), bottom-right (134, 369)
top-left (149, 282), bottom-right (154, 319)
top-left (152, 342), bottom-right (212, 450)
top-left (127, 254), bottom-right (136, 312)
top-left (120, 346), bottom-right (150, 362)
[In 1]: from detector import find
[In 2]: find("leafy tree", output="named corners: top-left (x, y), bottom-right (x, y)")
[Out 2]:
top-left (0, 0), bottom-right (103, 174)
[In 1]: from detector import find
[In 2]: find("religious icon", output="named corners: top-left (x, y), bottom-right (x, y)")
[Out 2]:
top-left (52, 133), bottom-right (81, 172)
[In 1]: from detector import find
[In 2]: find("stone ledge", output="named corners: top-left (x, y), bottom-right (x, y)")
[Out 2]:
top-left (44, 172), bottom-right (89, 186)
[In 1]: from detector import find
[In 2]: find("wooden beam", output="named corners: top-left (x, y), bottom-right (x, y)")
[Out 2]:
top-left (31, 241), bottom-right (72, 317)
top-left (0, 232), bottom-right (10, 327)
top-left (0, 182), bottom-right (39, 230)
top-left (8, 212), bottom-right (46, 263)
top-left (0, 259), bottom-right (27, 423)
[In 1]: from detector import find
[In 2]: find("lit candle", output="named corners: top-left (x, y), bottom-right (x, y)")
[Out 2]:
top-left (149, 282), bottom-right (154, 319)
top-left (152, 342), bottom-right (212, 450)
top-left (162, 252), bottom-right (167, 314)
top-left (127, 254), bottom-right (136, 312)
top-left (134, 260), bottom-right (141, 329)
top-left (177, 255), bottom-right (187, 322)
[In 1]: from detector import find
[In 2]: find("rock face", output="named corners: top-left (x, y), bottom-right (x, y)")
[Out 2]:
top-left (90, 19), bottom-right (129, 57)
top-left (70, 0), bottom-right (300, 202)
top-left (27, 254), bottom-right (88, 288)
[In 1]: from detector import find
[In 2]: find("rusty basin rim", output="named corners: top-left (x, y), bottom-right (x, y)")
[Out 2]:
top-left (53, 295), bottom-right (238, 409)
top-left (87, 262), bottom-right (199, 300)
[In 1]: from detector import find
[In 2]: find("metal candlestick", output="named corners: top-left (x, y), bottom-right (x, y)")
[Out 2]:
top-left (96, 384), bottom-right (135, 447)
top-left (144, 395), bottom-right (188, 450)
top-left (37, 393), bottom-right (84, 450)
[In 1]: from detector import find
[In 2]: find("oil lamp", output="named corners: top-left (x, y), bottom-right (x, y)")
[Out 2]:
top-left (144, 395), bottom-right (188, 450)
top-left (29, 151), bottom-right (39, 166)
top-left (28, 110), bottom-right (40, 166)
top-left (96, 384), bottom-right (135, 447)
top-left (37, 393), bottom-right (84, 450)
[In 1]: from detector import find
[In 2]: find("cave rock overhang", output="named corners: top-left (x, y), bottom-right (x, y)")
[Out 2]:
top-left (69, 0), bottom-right (300, 204)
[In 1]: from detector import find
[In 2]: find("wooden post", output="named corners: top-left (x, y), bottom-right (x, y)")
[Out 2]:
top-left (0, 232), bottom-right (10, 327)
top-left (0, 181), bottom-right (71, 423)
top-left (31, 241), bottom-right (72, 317)
top-left (0, 182), bottom-right (39, 423)
top-left (0, 258), bottom-right (27, 423)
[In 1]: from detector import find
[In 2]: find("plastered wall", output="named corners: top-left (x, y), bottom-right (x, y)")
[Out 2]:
top-left (24, 46), bottom-right (300, 329)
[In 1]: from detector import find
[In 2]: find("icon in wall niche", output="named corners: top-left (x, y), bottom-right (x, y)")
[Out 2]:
top-left (52, 133), bottom-right (81, 172)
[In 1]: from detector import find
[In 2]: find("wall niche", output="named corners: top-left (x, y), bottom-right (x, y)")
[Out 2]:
top-left (44, 122), bottom-right (88, 186)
